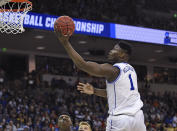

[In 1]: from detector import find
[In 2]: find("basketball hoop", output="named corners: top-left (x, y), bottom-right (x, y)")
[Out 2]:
top-left (0, 0), bottom-right (32, 34)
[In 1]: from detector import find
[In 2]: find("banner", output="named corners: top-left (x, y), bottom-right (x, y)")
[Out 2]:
top-left (22, 12), bottom-right (177, 46)
top-left (23, 12), bottom-right (110, 37)
top-left (113, 24), bottom-right (177, 46)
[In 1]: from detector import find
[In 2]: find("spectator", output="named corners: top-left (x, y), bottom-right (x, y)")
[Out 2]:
top-left (0, 67), bottom-right (176, 130)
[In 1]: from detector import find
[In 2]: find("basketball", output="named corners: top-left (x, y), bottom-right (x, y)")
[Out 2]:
top-left (54, 16), bottom-right (75, 36)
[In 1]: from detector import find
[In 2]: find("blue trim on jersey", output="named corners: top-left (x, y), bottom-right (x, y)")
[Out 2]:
top-left (111, 120), bottom-right (112, 129)
top-left (107, 65), bottom-right (121, 84)
top-left (114, 83), bottom-right (116, 108)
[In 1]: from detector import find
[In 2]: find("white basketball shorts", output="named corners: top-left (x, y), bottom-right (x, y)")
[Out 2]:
top-left (106, 110), bottom-right (146, 131)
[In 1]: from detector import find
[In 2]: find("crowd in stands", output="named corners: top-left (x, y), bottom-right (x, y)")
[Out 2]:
top-left (0, 70), bottom-right (107, 130)
top-left (31, 0), bottom-right (177, 31)
top-left (142, 90), bottom-right (177, 131)
top-left (36, 56), bottom-right (177, 85)
top-left (153, 68), bottom-right (177, 85)
top-left (0, 67), bottom-right (176, 131)
top-left (36, 56), bottom-right (102, 77)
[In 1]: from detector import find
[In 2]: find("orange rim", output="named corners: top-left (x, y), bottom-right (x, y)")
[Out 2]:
top-left (10, 0), bottom-right (32, 6)
top-left (0, 0), bottom-right (32, 12)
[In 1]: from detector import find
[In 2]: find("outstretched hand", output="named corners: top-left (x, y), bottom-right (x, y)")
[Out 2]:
top-left (54, 28), bottom-right (70, 45)
top-left (77, 82), bottom-right (94, 95)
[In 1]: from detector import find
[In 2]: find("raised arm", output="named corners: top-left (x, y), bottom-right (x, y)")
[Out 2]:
top-left (77, 82), bottom-right (107, 98)
top-left (55, 31), bottom-right (119, 82)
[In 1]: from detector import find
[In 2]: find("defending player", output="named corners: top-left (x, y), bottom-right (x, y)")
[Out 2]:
top-left (55, 31), bottom-right (146, 131)
top-left (58, 114), bottom-right (92, 131)
top-left (58, 114), bottom-right (72, 131)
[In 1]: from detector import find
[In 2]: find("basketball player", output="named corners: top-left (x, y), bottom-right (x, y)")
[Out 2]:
top-left (55, 31), bottom-right (146, 131)
top-left (58, 114), bottom-right (92, 131)
top-left (58, 114), bottom-right (72, 131)
top-left (78, 121), bottom-right (92, 131)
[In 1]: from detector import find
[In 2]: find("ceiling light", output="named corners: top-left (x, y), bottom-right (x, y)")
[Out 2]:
top-left (34, 35), bottom-right (44, 39)
top-left (148, 58), bottom-right (156, 62)
top-left (78, 41), bottom-right (87, 44)
top-left (83, 51), bottom-right (90, 55)
top-left (36, 46), bottom-right (45, 50)
top-left (154, 50), bottom-right (163, 53)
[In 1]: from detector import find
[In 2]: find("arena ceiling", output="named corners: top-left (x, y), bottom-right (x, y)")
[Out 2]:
top-left (0, 29), bottom-right (177, 68)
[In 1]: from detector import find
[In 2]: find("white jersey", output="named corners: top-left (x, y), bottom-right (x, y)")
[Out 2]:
top-left (106, 63), bottom-right (143, 116)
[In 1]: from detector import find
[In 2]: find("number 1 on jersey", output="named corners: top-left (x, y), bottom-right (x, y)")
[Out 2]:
top-left (129, 74), bottom-right (135, 90)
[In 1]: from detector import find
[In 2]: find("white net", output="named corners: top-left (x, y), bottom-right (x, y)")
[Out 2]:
top-left (0, 0), bottom-right (32, 34)
top-left (0, 0), bottom-right (11, 6)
